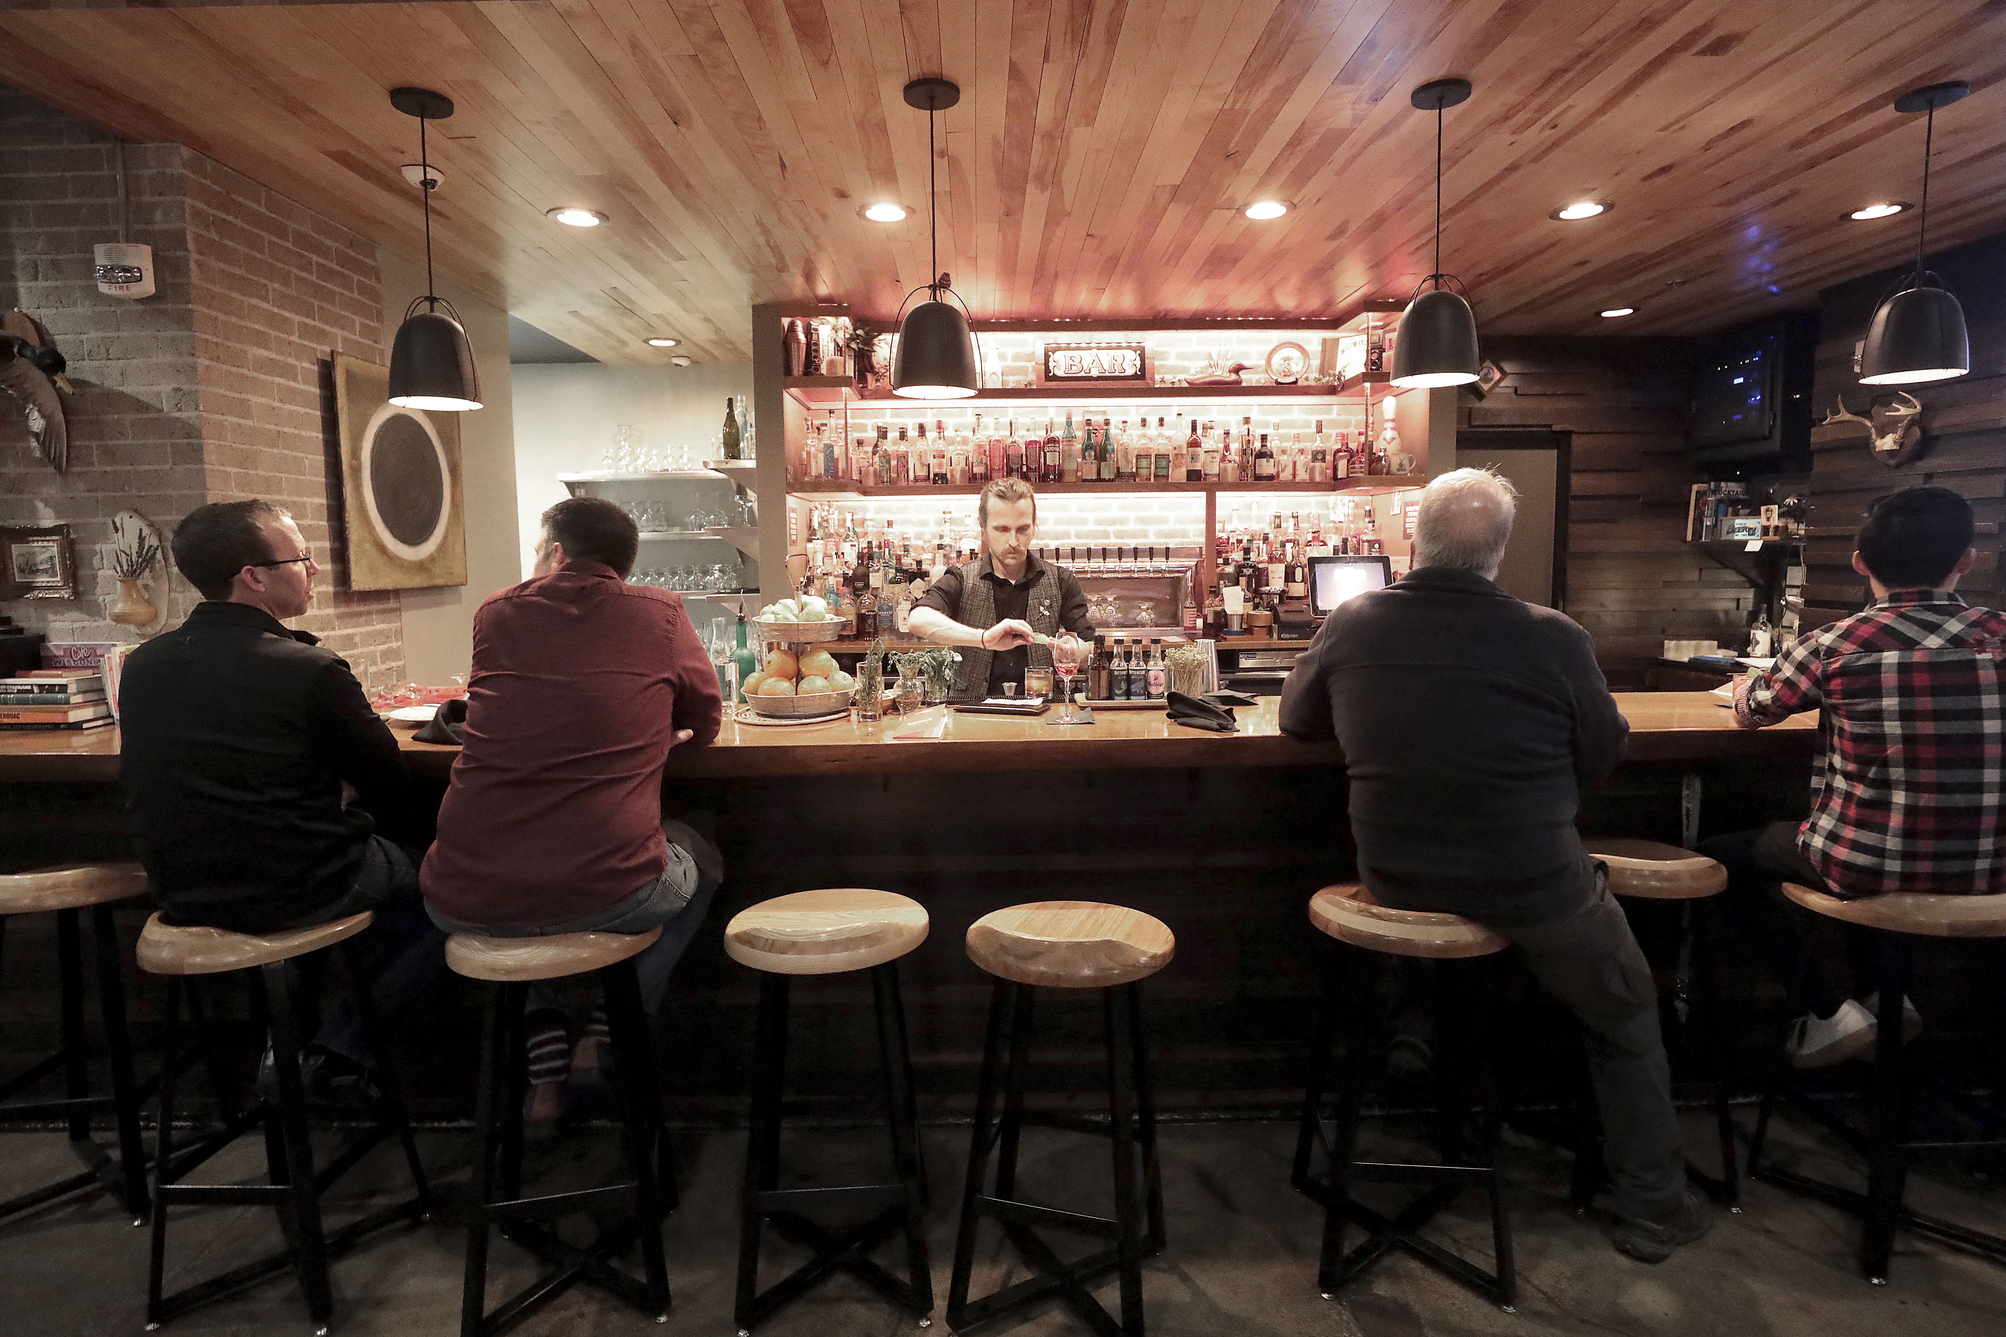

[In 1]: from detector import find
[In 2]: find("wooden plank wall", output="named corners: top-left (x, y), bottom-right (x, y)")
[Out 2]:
top-left (1803, 231), bottom-right (2005, 622)
top-left (1459, 336), bottom-right (1760, 674)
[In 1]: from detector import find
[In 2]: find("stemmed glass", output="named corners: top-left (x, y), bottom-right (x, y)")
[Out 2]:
top-left (1052, 638), bottom-right (1085, 722)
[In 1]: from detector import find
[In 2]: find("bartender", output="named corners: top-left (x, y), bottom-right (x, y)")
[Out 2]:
top-left (908, 478), bottom-right (1095, 698)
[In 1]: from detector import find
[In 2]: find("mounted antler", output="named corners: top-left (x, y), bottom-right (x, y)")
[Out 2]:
top-left (1822, 392), bottom-right (1926, 467)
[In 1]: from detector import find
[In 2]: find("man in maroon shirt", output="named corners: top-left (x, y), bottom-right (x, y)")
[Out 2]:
top-left (422, 497), bottom-right (723, 1121)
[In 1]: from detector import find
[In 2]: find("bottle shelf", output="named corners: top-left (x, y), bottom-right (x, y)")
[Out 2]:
top-left (785, 374), bottom-right (1390, 409)
top-left (559, 470), bottom-right (728, 484)
top-left (785, 478), bottom-right (1422, 499)
top-left (637, 529), bottom-right (725, 541)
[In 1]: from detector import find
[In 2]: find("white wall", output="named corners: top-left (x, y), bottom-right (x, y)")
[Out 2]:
top-left (378, 250), bottom-right (520, 683)
top-left (509, 360), bottom-right (755, 571)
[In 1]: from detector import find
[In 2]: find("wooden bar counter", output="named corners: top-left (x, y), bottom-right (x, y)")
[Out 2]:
top-left (0, 693), bottom-right (1815, 785)
top-left (0, 694), bottom-right (1817, 1118)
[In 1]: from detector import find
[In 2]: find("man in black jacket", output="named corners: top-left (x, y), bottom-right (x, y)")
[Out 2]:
top-left (1280, 468), bottom-right (1707, 1263)
top-left (121, 500), bottom-right (439, 1088)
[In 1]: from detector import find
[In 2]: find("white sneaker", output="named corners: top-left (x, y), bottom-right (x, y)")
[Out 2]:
top-left (1785, 999), bottom-right (1877, 1068)
top-left (1858, 992), bottom-right (1925, 1046)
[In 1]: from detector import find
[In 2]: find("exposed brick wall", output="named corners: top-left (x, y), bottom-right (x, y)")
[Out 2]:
top-left (0, 84), bottom-right (407, 687)
top-left (181, 149), bottom-right (404, 683)
top-left (0, 88), bottom-right (206, 640)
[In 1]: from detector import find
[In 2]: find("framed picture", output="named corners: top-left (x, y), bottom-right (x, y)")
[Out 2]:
top-left (1265, 341), bottom-right (1310, 384)
top-left (332, 355), bottom-right (467, 591)
top-left (0, 525), bottom-right (76, 600)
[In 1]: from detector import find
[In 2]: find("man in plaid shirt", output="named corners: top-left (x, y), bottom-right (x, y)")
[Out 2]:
top-left (1702, 486), bottom-right (2004, 1067)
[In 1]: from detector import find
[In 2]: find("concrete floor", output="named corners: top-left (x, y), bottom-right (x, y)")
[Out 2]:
top-left (1, 1109), bottom-right (2003, 1336)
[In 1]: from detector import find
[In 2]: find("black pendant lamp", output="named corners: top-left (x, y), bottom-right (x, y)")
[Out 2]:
top-left (1859, 80), bottom-right (1970, 386)
top-left (387, 87), bottom-right (481, 411)
top-left (1391, 78), bottom-right (1480, 389)
top-left (892, 78), bottom-right (979, 399)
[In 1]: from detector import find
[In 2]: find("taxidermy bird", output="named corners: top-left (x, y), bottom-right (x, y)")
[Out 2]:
top-left (0, 310), bottom-right (71, 472)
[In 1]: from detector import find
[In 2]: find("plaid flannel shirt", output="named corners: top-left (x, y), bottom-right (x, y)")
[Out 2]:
top-left (1735, 590), bottom-right (2006, 896)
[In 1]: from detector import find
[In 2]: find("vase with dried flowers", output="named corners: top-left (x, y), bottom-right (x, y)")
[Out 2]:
top-left (109, 528), bottom-right (160, 627)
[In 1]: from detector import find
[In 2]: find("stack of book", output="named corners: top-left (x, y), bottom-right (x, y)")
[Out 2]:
top-left (0, 670), bottom-right (113, 731)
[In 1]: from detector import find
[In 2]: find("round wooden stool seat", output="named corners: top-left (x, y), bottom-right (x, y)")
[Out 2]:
top-left (964, 901), bottom-right (1174, 989)
top-left (724, 888), bottom-right (928, 976)
top-left (1583, 838), bottom-right (1728, 900)
top-left (0, 861), bottom-right (149, 914)
top-left (1308, 884), bottom-right (1509, 960)
top-left (446, 925), bottom-right (663, 983)
top-left (137, 910), bottom-right (374, 976)
top-left (1781, 882), bottom-right (2006, 939)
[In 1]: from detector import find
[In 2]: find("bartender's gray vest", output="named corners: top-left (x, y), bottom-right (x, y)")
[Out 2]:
top-left (949, 555), bottom-right (1059, 698)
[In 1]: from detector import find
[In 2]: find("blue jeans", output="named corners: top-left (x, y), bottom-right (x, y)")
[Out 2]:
top-left (297, 835), bottom-right (447, 1063)
top-left (427, 834), bottom-right (719, 1014)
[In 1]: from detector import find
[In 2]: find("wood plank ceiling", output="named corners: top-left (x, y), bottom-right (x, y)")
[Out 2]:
top-left (1, 0), bottom-right (2002, 365)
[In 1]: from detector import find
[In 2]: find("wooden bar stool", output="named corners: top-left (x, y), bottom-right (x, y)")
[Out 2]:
top-left (949, 901), bottom-right (1173, 1337)
top-left (1582, 838), bottom-right (1739, 1208)
top-left (1748, 884), bottom-right (2006, 1284)
top-left (1292, 884), bottom-right (1516, 1311)
top-left (447, 927), bottom-right (673, 1337)
top-left (0, 862), bottom-right (151, 1224)
top-left (138, 910), bottom-right (433, 1333)
top-left (725, 889), bottom-right (933, 1334)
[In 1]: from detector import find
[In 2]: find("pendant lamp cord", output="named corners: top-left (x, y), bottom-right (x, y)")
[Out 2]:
top-left (1433, 102), bottom-right (1443, 286)
top-left (1916, 103), bottom-right (1933, 278)
top-left (421, 116), bottom-right (437, 311)
top-left (929, 100), bottom-right (941, 296)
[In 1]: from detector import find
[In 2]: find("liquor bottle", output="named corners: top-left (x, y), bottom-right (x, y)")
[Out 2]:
top-left (1118, 641), bottom-right (1139, 700)
top-left (1088, 635), bottom-right (1111, 701)
top-left (969, 413), bottom-right (988, 483)
top-left (1060, 414), bottom-right (1080, 483)
top-left (1005, 419), bottom-right (1025, 479)
top-left (1254, 432), bottom-right (1277, 481)
top-left (1155, 418), bottom-right (1173, 482)
top-left (873, 425), bottom-right (892, 486)
top-left (895, 580), bottom-right (914, 634)
top-left (1113, 419), bottom-right (1134, 483)
top-left (1183, 580), bottom-right (1200, 633)
top-left (1145, 640), bottom-right (1167, 700)
top-left (1096, 418), bottom-right (1113, 482)
top-left (1043, 418), bottom-right (1062, 484)
top-left (722, 396), bottom-right (742, 460)
top-left (930, 421), bottom-right (949, 485)
top-left (1201, 422), bottom-right (1221, 482)
top-left (739, 399), bottom-right (754, 459)
top-left (1310, 420), bottom-right (1330, 484)
top-left (1183, 418), bottom-right (1202, 482)
top-left (1286, 431), bottom-right (1303, 483)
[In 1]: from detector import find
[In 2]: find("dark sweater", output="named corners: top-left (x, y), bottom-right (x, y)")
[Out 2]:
top-left (120, 601), bottom-right (412, 933)
top-left (1278, 567), bottom-right (1629, 928)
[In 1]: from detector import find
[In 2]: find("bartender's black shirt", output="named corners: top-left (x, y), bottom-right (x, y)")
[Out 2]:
top-left (119, 600), bottom-right (415, 933)
top-left (913, 554), bottom-right (1095, 694)
top-left (1278, 566), bottom-right (1629, 929)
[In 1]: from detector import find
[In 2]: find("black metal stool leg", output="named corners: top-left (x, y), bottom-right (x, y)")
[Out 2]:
top-left (994, 982), bottom-right (1035, 1204)
top-left (1292, 946), bottom-right (1340, 1194)
top-left (1687, 900), bottom-right (1740, 1208)
top-left (263, 959), bottom-right (335, 1329)
top-left (90, 903), bottom-right (150, 1223)
top-left (1316, 945), bottom-right (1377, 1296)
top-left (1861, 935), bottom-right (1912, 1283)
top-left (603, 960), bottom-right (672, 1320)
top-left (56, 909), bottom-right (91, 1148)
top-left (948, 977), bottom-right (1011, 1325)
top-left (1104, 984), bottom-right (1147, 1337)
top-left (461, 981), bottom-right (512, 1337)
top-left (736, 971), bottom-right (790, 1329)
top-left (870, 961), bottom-right (934, 1316)
top-left (1475, 958), bottom-right (1516, 1311)
top-left (1127, 981), bottom-right (1165, 1252)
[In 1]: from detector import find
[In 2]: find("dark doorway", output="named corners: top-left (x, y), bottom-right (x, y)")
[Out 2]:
top-left (1455, 429), bottom-right (1570, 608)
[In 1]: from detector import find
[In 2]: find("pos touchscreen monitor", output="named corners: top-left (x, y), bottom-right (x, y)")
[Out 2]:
top-left (1308, 554), bottom-right (1393, 617)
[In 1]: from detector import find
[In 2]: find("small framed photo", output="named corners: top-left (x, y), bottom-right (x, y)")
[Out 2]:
top-left (1721, 517), bottom-right (1764, 542)
top-left (1, 525), bottom-right (77, 600)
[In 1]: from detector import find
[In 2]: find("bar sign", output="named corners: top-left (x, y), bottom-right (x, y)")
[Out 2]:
top-left (1041, 343), bottom-right (1149, 383)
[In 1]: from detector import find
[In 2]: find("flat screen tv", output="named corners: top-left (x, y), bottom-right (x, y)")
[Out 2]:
top-left (1689, 313), bottom-right (1815, 470)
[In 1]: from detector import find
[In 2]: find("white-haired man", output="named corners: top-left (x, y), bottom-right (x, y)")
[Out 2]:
top-left (1280, 468), bottom-right (1707, 1263)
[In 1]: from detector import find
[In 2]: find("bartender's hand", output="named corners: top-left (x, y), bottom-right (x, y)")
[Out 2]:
top-left (981, 619), bottom-right (1035, 651)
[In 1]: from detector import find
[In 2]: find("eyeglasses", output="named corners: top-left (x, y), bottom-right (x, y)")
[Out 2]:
top-left (253, 551), bottom-right (314, 569)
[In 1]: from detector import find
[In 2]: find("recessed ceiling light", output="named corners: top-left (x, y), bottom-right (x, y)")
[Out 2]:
top-left (1848, 201), bottom-right (1911, 221)
top-left (645, 337), bottom-right (680, 348)
top-left (1551, 200), bottom-right (1611, 221)
top-left (547, 207), bottom-right (606, 227)
top-left (669, 355), bottom-right (693, 367)
top-left (1599, 306), bottom-right (1636, 318)
top-left (861, 202), bottom-right (909, 222)
top-left (1243, 200), bottom-right (1291, 220)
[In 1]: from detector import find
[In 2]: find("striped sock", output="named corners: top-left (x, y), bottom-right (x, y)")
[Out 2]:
top-left (526, 1012), bottom-right (571, 1086)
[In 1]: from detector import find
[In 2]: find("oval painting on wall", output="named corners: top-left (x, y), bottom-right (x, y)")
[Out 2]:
top-left (358, 401), bottom-right (452, 562)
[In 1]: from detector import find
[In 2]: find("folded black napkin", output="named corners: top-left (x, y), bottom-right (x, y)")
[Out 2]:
top-left (1203, 690), bottom-right (1258, 708)
top-left (412, 697), bottom-right (467, 745)
top-left (1166, 690), bottom-right (1237, 733)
